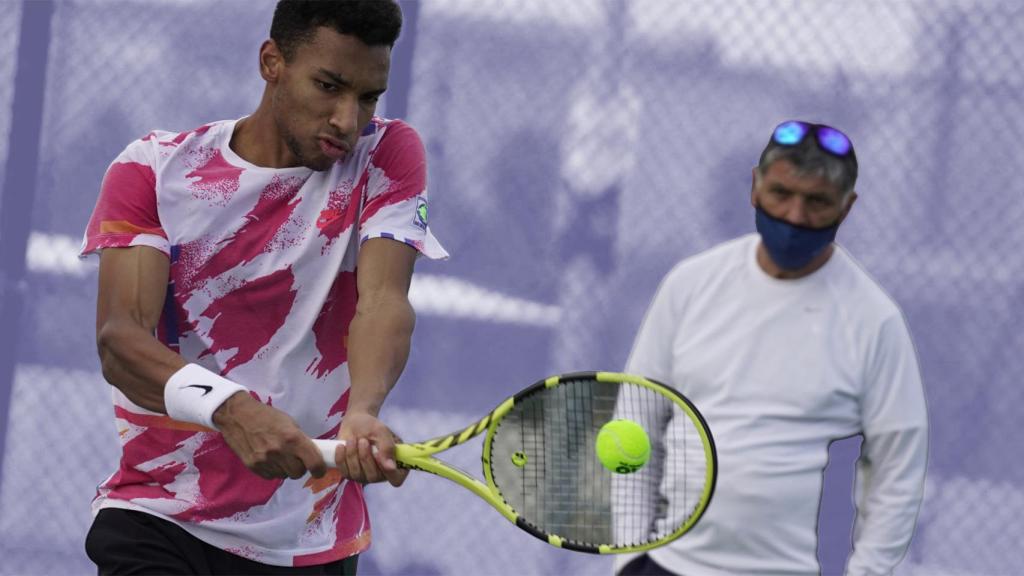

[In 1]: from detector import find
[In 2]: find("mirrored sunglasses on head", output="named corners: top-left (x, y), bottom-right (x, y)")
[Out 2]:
top-left (771, 120), bottom-right (853, 157)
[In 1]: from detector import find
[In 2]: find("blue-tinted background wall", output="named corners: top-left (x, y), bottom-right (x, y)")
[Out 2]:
top-left (0, 1), bottom-right (1021, 575)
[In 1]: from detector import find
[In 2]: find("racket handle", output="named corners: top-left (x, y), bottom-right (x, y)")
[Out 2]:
top-left (312, 438), bottom-right (381, 468)
top-left (312, 439), bottom-right (345, 468)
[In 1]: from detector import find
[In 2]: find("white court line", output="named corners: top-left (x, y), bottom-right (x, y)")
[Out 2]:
top-left (27, 231), bottom-right (89, 276)
top-left (408, 273), bottom-right (561, 327)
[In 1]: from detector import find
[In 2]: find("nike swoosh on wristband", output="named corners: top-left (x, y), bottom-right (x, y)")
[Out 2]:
top-left (184, 384), bottom-right (213, 396)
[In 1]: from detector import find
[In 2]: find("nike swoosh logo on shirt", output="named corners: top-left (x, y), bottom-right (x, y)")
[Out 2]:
top-left (184, 384), bottom-right (213, 396)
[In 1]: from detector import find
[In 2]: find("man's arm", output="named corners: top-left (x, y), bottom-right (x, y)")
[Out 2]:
top-left (332, 237), bottom-right (417, 487)
top-left (96, 246), bottom-right (186, 409)
top-left (96, 245), bottom-right (326, 480)
top-left (847, 314), bottom-right (929, 575)
top-left (847, 426), bottom-right (928, 576)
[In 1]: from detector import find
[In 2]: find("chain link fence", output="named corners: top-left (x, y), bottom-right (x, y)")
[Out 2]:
top-left (0, 1), bottom-right (23, 221)
top-left (402, 1), bottom-right (1024, 574)
top-left (1, 0), bottom-right (1021, 574)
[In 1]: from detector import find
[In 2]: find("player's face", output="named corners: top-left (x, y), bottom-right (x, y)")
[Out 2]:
top-left (751, 159), bottom-right (855, 229)
top-left (271, 28), bottom-right (390, 171)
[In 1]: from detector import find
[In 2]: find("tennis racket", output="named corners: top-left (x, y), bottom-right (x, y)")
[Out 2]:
top-left (313, 371), bottom-right (717, 554)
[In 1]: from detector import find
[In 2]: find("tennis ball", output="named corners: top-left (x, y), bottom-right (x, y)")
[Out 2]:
top-left (596, 419), bottom-right (650, 474)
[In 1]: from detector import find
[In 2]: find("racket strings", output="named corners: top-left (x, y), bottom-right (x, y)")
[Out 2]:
top-left (488, 377), bottom-right (711, 550)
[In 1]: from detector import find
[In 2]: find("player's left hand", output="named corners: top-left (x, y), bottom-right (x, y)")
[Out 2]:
top-left (334, 411), bottom-right (409, 487)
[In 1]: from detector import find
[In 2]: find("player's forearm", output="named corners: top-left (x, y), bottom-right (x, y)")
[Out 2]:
top-left (97, 317), bottom-right (187, 413)
top-left (345, 293), bottom-right (416, 416)
top-left (847, 426), bottom-right (928, 576)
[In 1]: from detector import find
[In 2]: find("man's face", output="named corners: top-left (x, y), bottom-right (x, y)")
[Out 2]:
top-left (751, 159), bottom-right (855, 229)
top-left (268, 27), bottom-right (391, 171)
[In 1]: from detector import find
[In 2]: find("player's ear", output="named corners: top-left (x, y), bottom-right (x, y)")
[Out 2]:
top-left (259, 39), bottom-right (285, 84)
top-left (838, 190), bottom-right (858, 224)
top-left (750, 166), bottom-right (759, 207)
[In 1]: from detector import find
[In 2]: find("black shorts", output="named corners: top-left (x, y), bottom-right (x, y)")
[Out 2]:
top-left (617, 554), bottom-right (678, 576)
top-left (85, 508), bottom-right (359, 576)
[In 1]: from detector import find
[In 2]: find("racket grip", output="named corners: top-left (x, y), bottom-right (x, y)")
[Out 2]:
top-left (312, 438), bottom-right (381, 468)
top-left (312, 439), bottom-right (345, 468)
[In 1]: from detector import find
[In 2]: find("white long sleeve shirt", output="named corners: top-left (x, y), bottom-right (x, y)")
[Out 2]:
top-left (617, 234), bottom-right (928, 576)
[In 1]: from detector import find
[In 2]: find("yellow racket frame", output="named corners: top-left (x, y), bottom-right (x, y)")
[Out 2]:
top-left (392, 371), bottom-right (717, 554)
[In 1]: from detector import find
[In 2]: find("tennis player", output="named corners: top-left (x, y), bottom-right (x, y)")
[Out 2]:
top-left (617, 121), bottom-right (928, 575)
top-left (80, 1), bottom-right (446, 573)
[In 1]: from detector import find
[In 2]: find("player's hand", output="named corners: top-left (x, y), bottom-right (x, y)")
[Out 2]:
top-left (213, 391), bottom-right (328, 480)
top-left (334, 411), bottom-right (409, 487)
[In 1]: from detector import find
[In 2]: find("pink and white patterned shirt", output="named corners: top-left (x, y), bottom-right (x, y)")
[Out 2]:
top-left (81, 117), bottom-right (447, 566)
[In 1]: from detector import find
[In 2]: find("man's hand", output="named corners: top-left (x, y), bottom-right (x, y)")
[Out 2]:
top-left (213, 392), bottom-right (327, 480)
top-left (334, 410), bottom-right (409, 487)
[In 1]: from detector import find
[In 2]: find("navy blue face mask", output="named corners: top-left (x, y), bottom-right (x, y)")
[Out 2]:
top-left (754, 204), bottom-right (839, 270)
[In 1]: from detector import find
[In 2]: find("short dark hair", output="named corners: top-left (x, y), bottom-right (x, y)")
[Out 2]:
top-left (758, 128), bottom-right (859, 195)
top-left (270, 0), bottom-right (403, 60)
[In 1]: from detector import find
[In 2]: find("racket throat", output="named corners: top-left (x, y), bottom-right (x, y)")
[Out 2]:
top-left (404, 454), bottom-right (518, 524)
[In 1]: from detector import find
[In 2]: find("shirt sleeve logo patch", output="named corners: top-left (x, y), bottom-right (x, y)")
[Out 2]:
top-left (414, 197), bottom-right (428, 230)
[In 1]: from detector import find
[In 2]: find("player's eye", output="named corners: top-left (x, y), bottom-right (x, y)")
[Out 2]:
top-left (315, 80), bottom-right (338, 93)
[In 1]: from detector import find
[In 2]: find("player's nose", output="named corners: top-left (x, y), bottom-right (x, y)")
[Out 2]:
top-left (782, 198), bottom-right (811, 227)
top-left (328, 96), bottom-right (359, 138)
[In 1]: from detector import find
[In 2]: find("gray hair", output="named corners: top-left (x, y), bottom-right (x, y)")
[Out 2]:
top-left (757, 133), bottom-right (858, 195)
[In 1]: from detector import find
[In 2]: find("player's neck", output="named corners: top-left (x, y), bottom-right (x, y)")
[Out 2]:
top-left (756, 242), bottom-right (834, 280)
top-left (230, 104), bottom-right (299, 169)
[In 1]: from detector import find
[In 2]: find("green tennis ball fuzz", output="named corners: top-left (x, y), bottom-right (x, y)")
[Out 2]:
top-left (596, 419), bottom-right (651, 474)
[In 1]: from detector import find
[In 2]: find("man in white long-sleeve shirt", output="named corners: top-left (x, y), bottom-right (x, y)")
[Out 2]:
top-left (616, 121), bottom-right (928, 576)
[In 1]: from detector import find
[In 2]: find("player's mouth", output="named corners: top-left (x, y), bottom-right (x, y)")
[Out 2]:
top-left (318, 136), bottom-right (350, 161)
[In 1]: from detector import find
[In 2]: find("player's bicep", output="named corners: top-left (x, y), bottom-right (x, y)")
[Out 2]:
top-left (97, 245), bottom-right (171, 336)
top-left (355, 237), bottom-right (417, 308)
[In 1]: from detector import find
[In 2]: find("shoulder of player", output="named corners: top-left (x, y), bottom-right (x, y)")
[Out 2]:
top-left (368, 117), bottom-right (425, 154)
top-left (825, 245), bottom-right (907, 327)
top-left (138, 120), bottom-right (224, 146)
top-left (119, 120), bottom-right (228, 161)
top-left (662, 234), bottom-right (752, 288)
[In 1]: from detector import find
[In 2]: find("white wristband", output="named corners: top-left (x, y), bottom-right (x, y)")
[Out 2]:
top-left (164, 363), bottom-right (249, 429)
